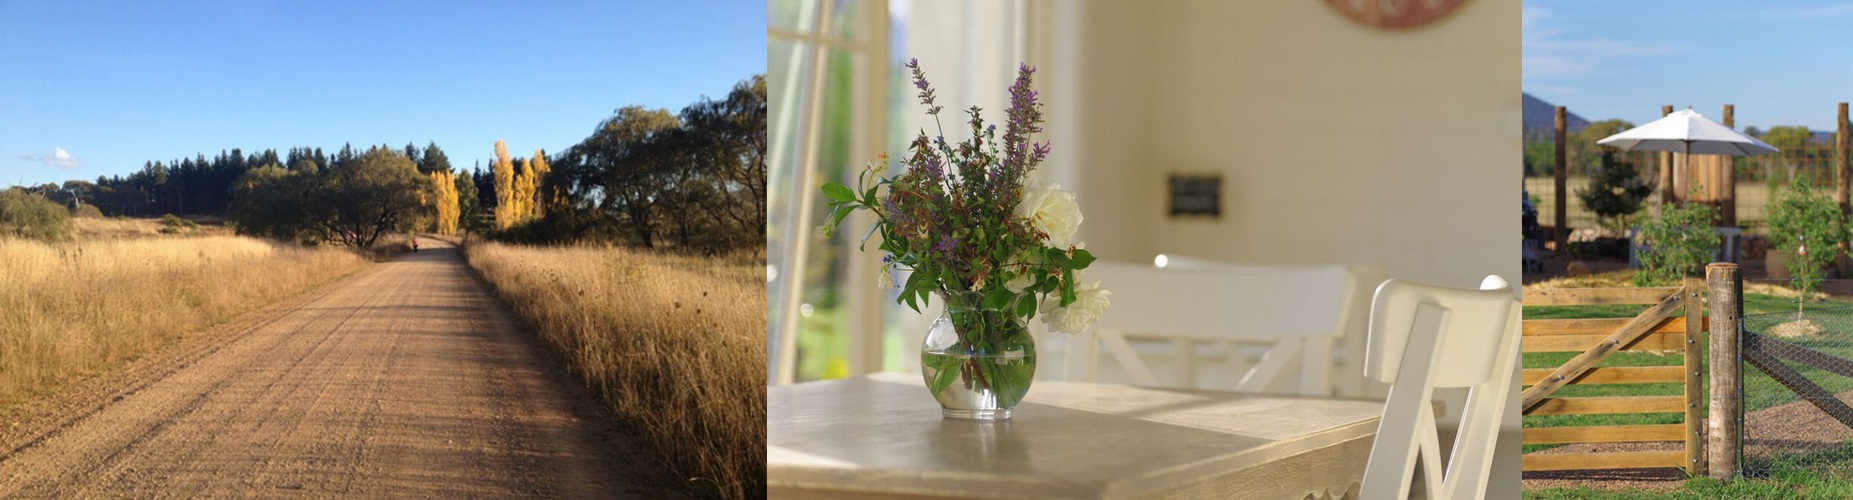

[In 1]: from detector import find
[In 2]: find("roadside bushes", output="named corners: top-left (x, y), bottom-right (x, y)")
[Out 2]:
top-left (0, 188), bottom-right (72, 241)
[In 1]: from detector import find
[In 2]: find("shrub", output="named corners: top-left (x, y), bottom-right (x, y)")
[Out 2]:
top-left (0, 188), bottom-right (73, 241)
top-left (1635, 193), bottom-right (1720, 286)
top-left (1767, 175), bottom-right (1846, 299)
top-left (70, 203), bottom-right (103, 218)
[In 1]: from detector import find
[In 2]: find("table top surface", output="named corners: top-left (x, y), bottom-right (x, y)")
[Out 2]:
top-left (767, 373), bottom-right (1394, 498)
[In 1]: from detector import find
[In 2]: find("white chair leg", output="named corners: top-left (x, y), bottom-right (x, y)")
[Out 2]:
top-left (1099, 330), bottom-right (1160, 386)
top-left (1171, 339), bottom-right (1194, 387)
top-left (1300, 336), bottom-right (1333, 396)
top-left (1237, 337), bottom-right (1303, 393)
top-left (1362, 303), bottom-right (1450, 500)
top-left (1438, 312), bottom-right (1520, 500)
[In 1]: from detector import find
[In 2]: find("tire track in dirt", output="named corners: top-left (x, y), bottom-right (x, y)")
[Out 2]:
top-left (0, 241), bottom-right (686, 499)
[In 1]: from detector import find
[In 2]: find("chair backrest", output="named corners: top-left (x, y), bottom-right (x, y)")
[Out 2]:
top-left (1059, 260), bottom-right (1355, 394)
top-left (1360, 276), bottom-right (1520, 500)
top-left (1084, 260), bottom-right (1354, 339)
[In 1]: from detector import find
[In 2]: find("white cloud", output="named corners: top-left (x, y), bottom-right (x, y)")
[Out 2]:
top-left (1522, 7), bottom-right (1681, 91)
top-left (19, 147), bottom-right (81, 169)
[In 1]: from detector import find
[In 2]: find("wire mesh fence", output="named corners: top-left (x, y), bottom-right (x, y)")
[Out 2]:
top-left (1739, 278), bottom-right (1853, 478)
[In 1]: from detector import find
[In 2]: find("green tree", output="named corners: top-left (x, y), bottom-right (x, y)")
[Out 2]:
top-left (1571, 119), bottom-right (1633, 175)
top-left (317, 147), bottom-right (431, 247)
top-left (419, 142), bottom-right (452, 174)
top-left (1576, 149), bottom-right (1654, 231)
top-left (1767, 175), bottom-right (1846, 303)
top-left (0, 188), bottom-right (73, 241)
top-left (1634, 189), bottom-right (1720, 286)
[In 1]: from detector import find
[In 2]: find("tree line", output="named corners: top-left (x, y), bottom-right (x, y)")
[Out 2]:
top-left (28, 74), bottom-right (764, 252)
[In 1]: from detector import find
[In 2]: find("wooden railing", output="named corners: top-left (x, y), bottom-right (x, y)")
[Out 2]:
top-left (1519, 282), bottom-right (1706, 475)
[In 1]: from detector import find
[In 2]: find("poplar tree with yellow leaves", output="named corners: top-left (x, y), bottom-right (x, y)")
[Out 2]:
top-left (492, 140), bottom-right (518, 229)
top-left (429, 171), bottom-right (460, 235)
top-left (528, 148), bottom-right (552, 218)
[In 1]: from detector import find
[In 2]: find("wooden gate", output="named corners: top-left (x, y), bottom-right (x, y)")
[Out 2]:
top-left (1518, 282), bottom-right (1707, 474)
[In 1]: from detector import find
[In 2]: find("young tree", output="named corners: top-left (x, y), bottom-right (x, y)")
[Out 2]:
top-left (1768, 175), bottom-right (1846, 303)
top-left (1634, 189), bottom-right (1720, 287)
top-left (1576, 149), bottom-right (1654, 231)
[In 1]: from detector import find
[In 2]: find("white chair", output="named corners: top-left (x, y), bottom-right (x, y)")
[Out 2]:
top-left (1160, 255), bottom-right (1384, 397)
top-left (1059, 260), bottom-right (1356, 396)
top-left (1360, 276), bottom-right (1519, 500)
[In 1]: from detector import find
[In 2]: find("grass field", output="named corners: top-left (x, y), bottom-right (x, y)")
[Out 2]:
top-left (1525, 272), bottom-right (1853, 498)
top-left (463, 242), bottom-right (765, 500)
top-left (0, 235), bottom-right (365, 410)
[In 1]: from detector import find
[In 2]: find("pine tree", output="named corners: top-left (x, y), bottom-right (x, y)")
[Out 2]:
top-left (1576, 149), bottom-right (1655, 231)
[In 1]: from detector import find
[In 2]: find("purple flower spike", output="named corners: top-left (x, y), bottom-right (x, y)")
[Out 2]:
top-left (933, 235), bottom-right (956, 253)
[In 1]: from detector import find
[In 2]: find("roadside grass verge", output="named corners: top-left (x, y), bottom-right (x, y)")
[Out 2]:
top-left (0, 235), bottom-right (365, 410)
top-left (462, 241), bottom-right (764, 500)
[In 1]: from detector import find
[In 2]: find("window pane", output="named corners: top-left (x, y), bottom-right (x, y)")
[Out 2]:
top-left (769, 0), bottom-right (816, 33)
top-left (792, 47), bottom-right (865, 382)
top-left (766, 37), bottom-right (813, 382)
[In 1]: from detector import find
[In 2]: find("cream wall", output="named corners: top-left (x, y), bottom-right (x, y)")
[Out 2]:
top-left (1043, 1), bottom-right (1522, 494)
top-left (1060, 1), bottom-right (1519, 290)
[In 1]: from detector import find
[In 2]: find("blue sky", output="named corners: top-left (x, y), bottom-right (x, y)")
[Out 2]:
top-left (1524, 2), bottom-right (1853, 130)
top-left (0, 0), bottom-right (764, 187)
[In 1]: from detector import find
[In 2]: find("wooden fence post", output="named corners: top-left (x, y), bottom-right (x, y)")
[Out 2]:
top-left (1685, 277), bottom-right (1706, 475)
top-left (1662, 105), bottom-right (1675, 205)
top-left (1707, 263), bottom-right (1742, 480)
top-left (1555, 106), bottom-right (1568, 255)
top-left (1838, 103), bottom-right (1850, 274)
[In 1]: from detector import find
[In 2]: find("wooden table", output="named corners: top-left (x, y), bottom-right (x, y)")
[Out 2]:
top-left (768, 373), bottom-right (1407, 499)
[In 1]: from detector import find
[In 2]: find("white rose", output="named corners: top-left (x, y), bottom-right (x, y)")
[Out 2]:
top-left (1041, 279), bottom-right (1110, 334)
top-left (1014, 181), bottom-right (1082, 248)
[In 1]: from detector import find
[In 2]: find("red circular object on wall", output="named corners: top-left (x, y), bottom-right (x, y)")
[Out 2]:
top-left (1326, 0), bottom-right (1468, 30)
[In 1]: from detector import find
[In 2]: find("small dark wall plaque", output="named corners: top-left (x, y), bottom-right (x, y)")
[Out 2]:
top-left (1168, 174), bottom-right (1222, 218)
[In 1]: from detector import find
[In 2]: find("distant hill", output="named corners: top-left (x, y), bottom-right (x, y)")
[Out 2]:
top-left (1523, 93), bottom-right (1590, 138)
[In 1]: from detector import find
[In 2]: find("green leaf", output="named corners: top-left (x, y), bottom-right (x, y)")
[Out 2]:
top-left (1069, 249), bottom-right (1096, 268)
top-left (1015, 293), bottom-right (1038, 318)
top-left (928, 358), bottom-right (960, 395)
top-left (822, 182), bottom-right (856, 203)
top-left (982, 287), bottom-right (1014, 310)
top-left (1060, 268), bottom-right (1076, 307)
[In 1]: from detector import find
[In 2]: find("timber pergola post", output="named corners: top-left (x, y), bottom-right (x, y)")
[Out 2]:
top-left (1707, 262), bottom-right (1743, 480)
top-left (1838, 103), bottom-right (1850, 273)
top-left (1661, 105), bottom-right (1675, 205)
top-left (1721, 104), bottom-right (1735, 227)
top-left (1555, 106), bottom-right (1568, 255)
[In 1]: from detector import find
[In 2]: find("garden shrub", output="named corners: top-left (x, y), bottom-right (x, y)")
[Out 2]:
top-left (1635, 193), bottom-right (1720, 286)
top-left (1767, 175), bottom-right (1846, 299)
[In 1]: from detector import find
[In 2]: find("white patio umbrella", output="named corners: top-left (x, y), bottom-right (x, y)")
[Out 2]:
top-left (1595, 108), bottom-right (1777, 156)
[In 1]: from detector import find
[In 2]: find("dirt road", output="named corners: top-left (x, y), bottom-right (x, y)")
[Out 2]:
top-left (0, 240), bottom-right (686, 499)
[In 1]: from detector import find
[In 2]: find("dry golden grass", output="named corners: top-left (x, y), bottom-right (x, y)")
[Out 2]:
top-left (463, 242), bottom-right (765, 500)
top-left (71, 216), bottom-right (233, 239)
top-left (0, 236), bottom-right (365, 409)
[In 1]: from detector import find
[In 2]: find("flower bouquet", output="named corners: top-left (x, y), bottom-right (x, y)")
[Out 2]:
top-left (821, 59), bottom-right (1110, 420)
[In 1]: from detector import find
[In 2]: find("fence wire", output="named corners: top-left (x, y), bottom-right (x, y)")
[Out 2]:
top-left (1740, 278), bottom-right (1853, 478)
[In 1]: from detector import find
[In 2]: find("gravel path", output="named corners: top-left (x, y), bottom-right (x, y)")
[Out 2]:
top-left (0, 241), bottom-right (687, 499)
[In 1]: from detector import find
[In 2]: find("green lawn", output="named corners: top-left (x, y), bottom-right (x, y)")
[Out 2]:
top-left (1525, 291), bottom-right (1853, 497)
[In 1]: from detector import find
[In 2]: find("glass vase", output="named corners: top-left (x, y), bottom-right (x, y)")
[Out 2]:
top-left (919, 292), bottom-right (1037, 420)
